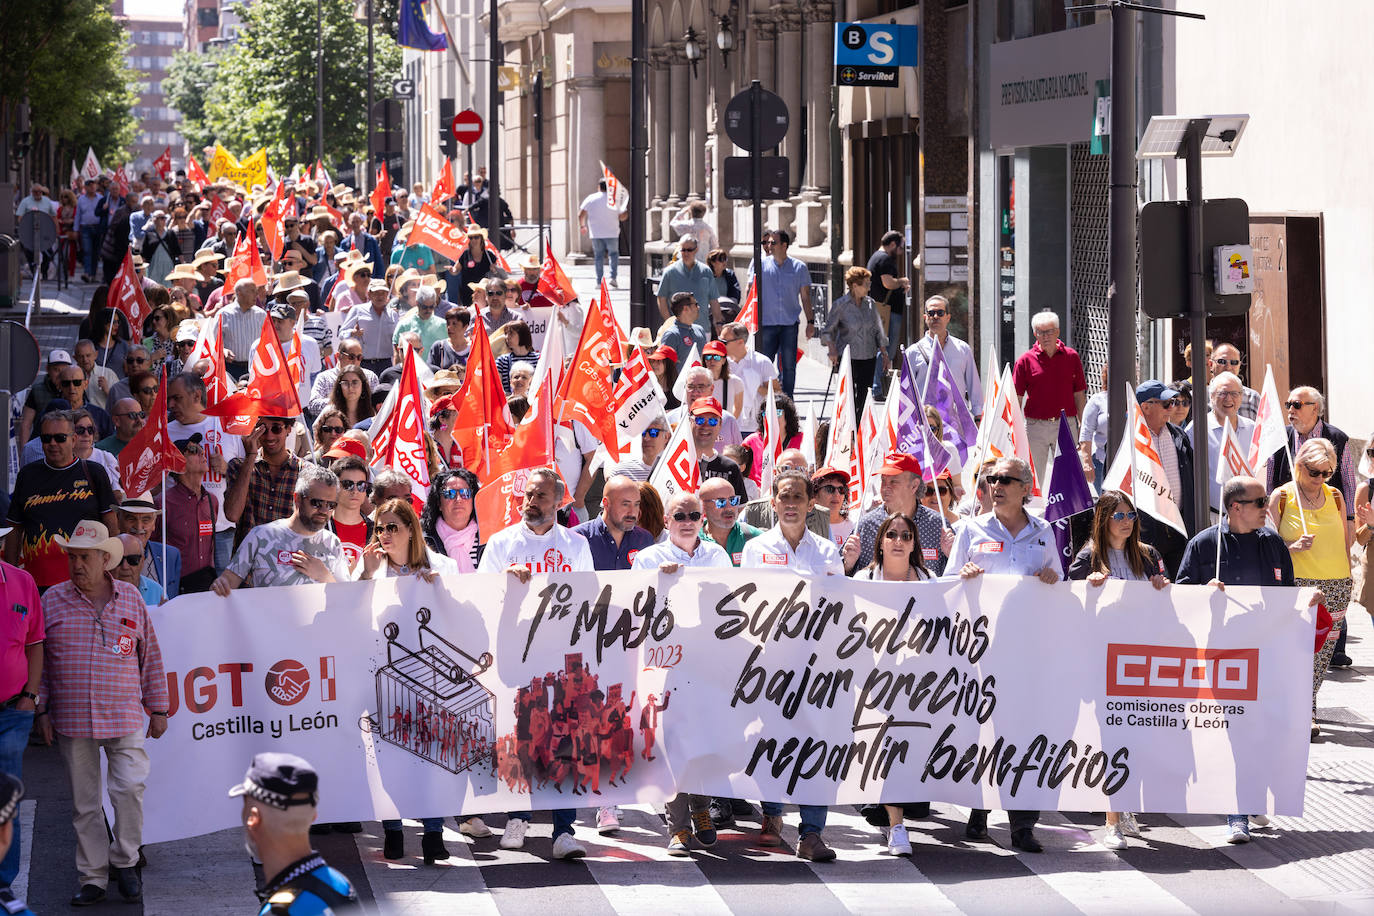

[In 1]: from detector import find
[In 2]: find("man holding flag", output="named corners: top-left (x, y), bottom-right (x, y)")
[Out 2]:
top-left (578, 178), bottom-right (627, 288)
top-left (1115, 381), bottom-right (1196, 576)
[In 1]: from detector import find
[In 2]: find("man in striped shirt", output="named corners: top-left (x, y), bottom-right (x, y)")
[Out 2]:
top-left (215, 278), bottom-right (267, 378)
top-left (36, 520), bottom-right (167, 907)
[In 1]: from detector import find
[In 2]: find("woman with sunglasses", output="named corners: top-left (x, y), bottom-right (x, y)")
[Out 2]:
top-left (355, 498), bottom-right (472, 862)
top-left (741, 393), bottom-right (802, 487)
top-left (1066, 489), bottom-right (1168, 850)
top-left (68, 407), bottom-right (125, 501)
top-left (142, 306), bottom-right (178, 375)
top-left (421, 468), bottom-right (484, 571)
top-left (852, 512), bottom-right (932, 856)
top-left (921, 471), bottom-right (960, 526)
top-left (329, 365), bottom-right (375, 429)
top-left (701, 340), bottom-right (744, 418)
top-left (311, 407), bottom-right (348, 463)
top-left (128, 371), bottom-right (159, 416)
top-left (813, 466), bottom-right (854, 549)
top-left (706, 248), bottom-right (740, 303)
top-left (822, 266), bottom-right (888, 417)
top-left (1269, 437), bottom-right (1353, 737)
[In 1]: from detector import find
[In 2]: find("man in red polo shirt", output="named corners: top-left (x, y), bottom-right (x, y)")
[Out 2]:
top-left (0, 533), bottom-right (43, 900)
top-left (1012, 311), bottom-right (1086, 481)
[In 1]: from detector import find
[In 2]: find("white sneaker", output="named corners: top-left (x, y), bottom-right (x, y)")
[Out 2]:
top-left (1103, 823), bottom-right (1128, 850)
top-left (500, 818), bottom-right (529, 849)
top-left (886, 824), bottom-right (913, 857)
top-left (1250, 815), bottom-right (1270, 827)
top-left (552, 832), bottom-right (587, 860)
top-left (1227, 819), bottom-right (1251, 844)
top-left (1119, 812), bottom-right (1143, 838)
top-left (597, 806), bottom-right (620, 834)
top-left (460, 816), bottom-right (492, 838)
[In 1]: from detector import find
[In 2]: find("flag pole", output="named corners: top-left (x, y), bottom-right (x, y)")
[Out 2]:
top-left (1283, 436), bottom-right (1309, 535)
top-left (1214, 511), bottom-right (1224, 584)
top-left (160, 468), bottom-right (169, 604)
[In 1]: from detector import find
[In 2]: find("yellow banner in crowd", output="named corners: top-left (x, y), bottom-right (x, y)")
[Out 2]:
top-left (206, 144), bottom-right (270, 190)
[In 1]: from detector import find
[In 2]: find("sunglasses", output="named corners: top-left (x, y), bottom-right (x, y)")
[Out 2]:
top-left (338, 352), bottom-right (362, 361)
top-left (339, 478), bottom-right (371, 494)
top-left (60, 379), bottom-right (84, 387)
top-left (680, 246), bottom-right (698, 253)
top-left (319, 425), bottom-right (345, 436)
top-left (760, 239), bottom-right (775, 246)
top-left (74, 425), bottom-right (96, 436)
top-left (1303, 465), bottom-right (1333, 479)
top-left (1109, 511), bottom-right (1138, 522)
top-left (259, 423), bottom-right (289, 434)
top-left (137, 387), bottom-right (158, 396)
top-left (703, 355), bottom-right (723, 362)
top-left (643, 428), bottom-right (664, 438)
top-left (122, 554), bottom-right (144, 566)
top-left (378, 522), bottom-right (406, 535)
top-left (40, 433), bottom-right (69, 443)
top-left (1213, 358), bottom-right (1242, 367)
top-left (176, 340), bottom-right (195, 348)
top-left (817, 484), bottom-right (846, 495)
top-left (925, 309), bottom-right (947, 318)
top-left (1170, 398), bottom-right (1191, 407)
top-left (441, 487), bottom-right (473, 500)
top-left (1231, 495), bottom-right (1269, 509)
top-left (983, 474), bottom-right (1021, 486)
top-left (670, 510), bottom-right (703, 522)
top-left (883, 530), bottom-right (914, 542)
top-left (306, 497), bottom-right (337, 511)
top-left (693, 416), bottom-right (720, 427)
top-left (709, 496), bottom-right (742, 508)
top-left (120, 411), bottom-right (148, 421)
top-left (1285, 400), bottom-right (1316, 409)
top-left (128, 357), bottom-right (148, 365)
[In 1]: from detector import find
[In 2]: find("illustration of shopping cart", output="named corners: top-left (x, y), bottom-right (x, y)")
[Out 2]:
top-left (361, 608), bottom-right (496, 774)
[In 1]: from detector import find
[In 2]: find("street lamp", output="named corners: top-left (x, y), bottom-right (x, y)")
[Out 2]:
top-left (716, 15), bottom-right (735, 67)
top-left (684, 28), bottom-right (702, 78)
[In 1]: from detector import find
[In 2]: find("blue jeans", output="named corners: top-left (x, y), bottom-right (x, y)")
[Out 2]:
top-left (0, 707), bottom-right (34, 887)
top-left (382, 816), bottom-right (444, 831)
top-left (508, 808), bottom-right (576, 840)
top-left (758, 323), bottom-right (800, 397)
top-left (214, 528), bottom-right (235, 575)
top-left (760, 801), bottom-right (827, 837)
top-left (80, 226), bottom-right (103, 276)
top-left (592, 237), bottom-right (618, 283)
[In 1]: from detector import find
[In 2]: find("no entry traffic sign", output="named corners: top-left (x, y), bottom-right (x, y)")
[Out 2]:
top-left (451, 109), bottom-right (484, 146)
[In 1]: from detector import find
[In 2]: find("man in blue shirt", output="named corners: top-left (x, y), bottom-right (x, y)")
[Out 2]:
top-left (755, 230), bottom-right (817, 396)
top-left (659, 293), bottom-right (708, 371)
top-left (655, 236), bottom-right (720, 339)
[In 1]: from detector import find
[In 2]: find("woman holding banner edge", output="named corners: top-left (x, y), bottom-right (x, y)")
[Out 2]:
top-left (1067, 490), bottom-right (1169, 850)
top-left (855, 512), bottom-right (934, 857)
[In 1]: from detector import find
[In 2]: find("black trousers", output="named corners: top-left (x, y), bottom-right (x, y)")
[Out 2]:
top-left (972, 808), bottom-right (1039, 832)
top-left (851, 357), bottom-right (877, 417)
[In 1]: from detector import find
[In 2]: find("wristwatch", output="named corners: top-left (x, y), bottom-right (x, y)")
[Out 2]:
top-left (19, 691), bottom-right (38, 703)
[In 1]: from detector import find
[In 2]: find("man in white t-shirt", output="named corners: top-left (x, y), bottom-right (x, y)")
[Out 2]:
top-left (476, 466), bottom-right (591, 861)
top-left (578, 179), bottom-right (628, 288)
top-left (166, 371), bottom-right (247, 574)
top-left (211, 463), bottom-right (349, 593)
top-left (720, 322), bottom-right (778, 435)
top-left (740, 469), bottom-right (844, 862)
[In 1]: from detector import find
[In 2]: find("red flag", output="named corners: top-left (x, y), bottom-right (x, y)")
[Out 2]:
top-left (370, 162), bottom-right (393, 226)
top-left (555, 287), bottom-right (622, 462)
top-left (203, 314), bottom-right (301, 421)
top-left (261, 181), bottom-right (288, 261)
top-left (488, 378), bottom-right (555, 481)
top-left (223, 217), bottom-right (268, 290)
top-left (207, 195), bottom-right (228, 227)
top-left (738, 277), bottom-right (759, 333)
top-left (429, 159), bottom-right (455, 204)
top-left (539, 242), bottom-right (579, 306)
top-left (369, 347), bottom-right (431, 502)
top-left (153, 146), bottom-right (172, 179)
top-left (187, 316), bottom-right (254, 434)
top-left (408, 203), bottom-right (468, 259)
top-left (113, 165), bottom-right (130, 198)
top-left (108, 249), bottom-right (153, 334)
top-left (70, 161), bottom-right (82, 194)
top-left (314, 160), bottom-right (333, 193)
top-left (453, 309), bottom-right (516, 481)
top-left (486, 242), bottom-right (512, 274)
top-left (187, 154), bottom-right (209, 188)
top-left (118, 367), bottom-right (185, 496)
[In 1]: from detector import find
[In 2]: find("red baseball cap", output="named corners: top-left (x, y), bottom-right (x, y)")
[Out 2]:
top-left (878, 451), bottom-right (923, 476)
top-left (649, 344), bottom-right (678, 363)
top-left (428, 393), bottom-right (457, 416)
top-left (811, 465), bottom-right (850, 485)
top-left (702, 340), bottom-right (728, 358)
top-left (689, 396), bottom-right (723, 417)
top-left (323, 437), bottom-right (367, 462)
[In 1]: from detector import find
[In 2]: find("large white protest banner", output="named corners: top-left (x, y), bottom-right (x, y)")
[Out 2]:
top-left (143, 572), bottom-right (1315, 843)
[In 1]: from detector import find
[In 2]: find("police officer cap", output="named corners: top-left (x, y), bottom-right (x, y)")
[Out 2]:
top-left (227, 752), bottom-right (319, 809)
top-left (0, 773), bottom-right (23, 825)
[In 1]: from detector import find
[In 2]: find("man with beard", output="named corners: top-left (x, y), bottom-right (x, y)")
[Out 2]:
top-left (212, 463), bottom-right (348, 593)
top-left (478, 468), bottom-right (591, 860)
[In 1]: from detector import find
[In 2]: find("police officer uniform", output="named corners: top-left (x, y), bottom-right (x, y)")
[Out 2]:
top-left (227, 753), bottom-right (358, 914)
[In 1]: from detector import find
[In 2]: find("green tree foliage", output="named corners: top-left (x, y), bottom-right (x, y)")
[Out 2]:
top-left (163, 48), bottom-right (227, 157)
top-left (176, 0), bottom-right (402, 166)
top-left (0, 0), bottom-right (141, 164)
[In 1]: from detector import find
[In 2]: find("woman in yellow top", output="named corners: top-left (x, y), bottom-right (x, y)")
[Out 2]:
top-left (1269, 438), bottom-right (1353, 738)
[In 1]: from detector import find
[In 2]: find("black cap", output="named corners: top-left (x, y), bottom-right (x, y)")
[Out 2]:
top-left (0, 772), bottom-right (23, 825)
top-left (173, 431), bottom-right (203, 452)
top-left (227, 752), bottom-right (319, 809)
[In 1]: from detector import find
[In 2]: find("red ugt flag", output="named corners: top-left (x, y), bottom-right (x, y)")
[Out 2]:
top-left (119, 367), bottom-right (186, 496)
top-left (108, 249), bottom-right (152, 334)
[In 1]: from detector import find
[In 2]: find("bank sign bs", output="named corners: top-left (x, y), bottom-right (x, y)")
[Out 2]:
top-left (834, 22), bottom-right (919, 88)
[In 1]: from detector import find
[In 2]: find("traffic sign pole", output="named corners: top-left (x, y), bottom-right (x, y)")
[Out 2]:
top-left (751, 80), bottom-right (763, 324)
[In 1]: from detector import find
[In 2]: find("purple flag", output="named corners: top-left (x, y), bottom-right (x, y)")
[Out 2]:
top-left (1045, 411), bottom-right (1095, 574)
top-left (924, 340), bottom-right (979, 461)
top-left (895, 358), bottom-right (951, 482)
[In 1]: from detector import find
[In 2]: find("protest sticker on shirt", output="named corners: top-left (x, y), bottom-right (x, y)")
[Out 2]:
top-left (976, 542), bottom-right (1005, 553)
